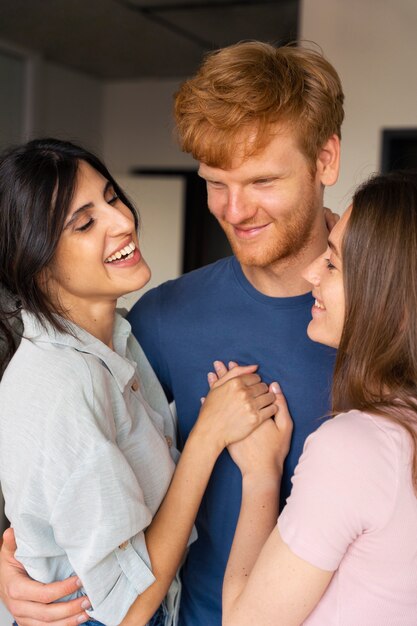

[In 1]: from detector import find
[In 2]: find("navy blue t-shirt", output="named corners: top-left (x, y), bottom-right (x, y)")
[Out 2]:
top-left (127, 256), bottom-right (335, 626)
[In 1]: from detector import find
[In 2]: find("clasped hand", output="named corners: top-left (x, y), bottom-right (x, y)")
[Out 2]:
top-left (203, 360), bottom-right (293, 477)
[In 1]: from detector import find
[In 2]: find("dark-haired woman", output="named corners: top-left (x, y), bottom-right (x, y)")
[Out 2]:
top-left (221, 172), bottom-right (417, 625)
top-left (0, 138), bottom-right (282, 626)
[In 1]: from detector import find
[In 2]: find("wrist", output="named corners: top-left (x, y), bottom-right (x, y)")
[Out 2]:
top-left (186, 422), bottom-right (224, 461)
top-left (241, 470), bottom-right (282, 492)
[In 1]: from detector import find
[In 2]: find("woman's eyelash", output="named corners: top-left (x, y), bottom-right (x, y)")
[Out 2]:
top-left (76, 218), bottom-right (94, 232)
top-left (108, 192), bottom-right (119, 204)
top-left (325, 259), bottom-right (336, 270)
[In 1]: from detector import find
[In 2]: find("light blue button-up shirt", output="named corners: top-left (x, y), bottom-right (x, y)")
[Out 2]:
top-left (0, 311), bottom-right (184, 625)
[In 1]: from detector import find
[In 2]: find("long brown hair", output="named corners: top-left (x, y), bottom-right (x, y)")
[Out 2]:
top-left (333, 171), bottom-right (417, 493)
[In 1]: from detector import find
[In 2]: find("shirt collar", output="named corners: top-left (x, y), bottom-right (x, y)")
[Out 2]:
top-left (21, 310), bottom-right (135, 392)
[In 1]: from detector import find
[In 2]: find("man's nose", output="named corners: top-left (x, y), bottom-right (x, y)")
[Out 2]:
top-left (223, 189), bottom-right (256, 224)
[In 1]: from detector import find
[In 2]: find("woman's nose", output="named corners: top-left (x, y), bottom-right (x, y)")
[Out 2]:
top-left (302, 255), bottom-right (322, 286)
top-left (106, 204), bottom-right (135, 236)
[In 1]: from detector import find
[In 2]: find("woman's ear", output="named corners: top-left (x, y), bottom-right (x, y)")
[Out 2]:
top-left (316, 134), bottom-right (340, 187)
top-left (36, 266), bottom-right (52, 294)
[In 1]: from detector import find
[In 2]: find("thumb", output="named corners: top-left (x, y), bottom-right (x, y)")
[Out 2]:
top-left (270, 382), bottom-right (293, 435)
top-left (2, 527), bottom-right (17, 553)
top-left (1, 527), bottom-right (24, 570)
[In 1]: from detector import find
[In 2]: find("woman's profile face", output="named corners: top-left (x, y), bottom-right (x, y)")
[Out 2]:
top-left (44, 160), bottom-right (151, 317)
top-left (302, 207), bottom-right (351, 349)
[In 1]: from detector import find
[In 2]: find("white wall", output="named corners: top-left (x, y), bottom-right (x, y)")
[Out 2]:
top-left (116, 174), bottom-right (185, 311)
top-left (102, 79), bottom-right (195, 305)
top-left (102, 79), bottom-right (194, 172)
top-left (300, 0), bottom-right (417, 212)
top-left (36, 61), bottom-right (103, 154)
top-left (0, 50), bottom-right (26, 149)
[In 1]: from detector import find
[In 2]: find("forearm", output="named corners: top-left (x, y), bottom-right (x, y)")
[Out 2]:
top-left (222, 473), bottom-right (281, 622)
top-left (121, 428), bottom-right (222, 626)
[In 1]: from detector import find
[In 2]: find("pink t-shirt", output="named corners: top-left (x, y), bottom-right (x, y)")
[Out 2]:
top-left (278, 409), bottom-right (417, 625)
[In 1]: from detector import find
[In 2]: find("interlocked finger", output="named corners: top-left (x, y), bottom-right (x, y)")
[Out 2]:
top-left (253, 390), bottom-right (277, 411)
top-left (246, 381), bottom-right (269, 399)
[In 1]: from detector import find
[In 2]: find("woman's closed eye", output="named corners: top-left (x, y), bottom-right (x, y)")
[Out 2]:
top-left (106, 184), bottom-right (119, 205)
top-left (108, 192), bottom-right (119, 205)
top-left (75, 217), bottom-right (95, 232)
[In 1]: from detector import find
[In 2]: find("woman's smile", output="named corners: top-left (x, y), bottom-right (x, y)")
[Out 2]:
top-left (302, 209), bottom-right (350, 350)
top-left (45, 161), bottom-right (151, 327)
top-left (104, 240), bottom-right (137, 264)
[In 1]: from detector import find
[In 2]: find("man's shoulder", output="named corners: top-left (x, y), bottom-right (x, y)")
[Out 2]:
top-left (157, 256), bottom-right (234, 294)
top-left (131, 256), bottom-right (235, 313)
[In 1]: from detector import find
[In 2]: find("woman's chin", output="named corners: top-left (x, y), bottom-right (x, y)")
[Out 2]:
top-left (307, 321), bottom-right (338, 349)
top-left (125, 263), bottom-right (152, 296)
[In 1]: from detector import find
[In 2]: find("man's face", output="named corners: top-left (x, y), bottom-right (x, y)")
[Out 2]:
top-left (198, 127), bottom-right (327, 269)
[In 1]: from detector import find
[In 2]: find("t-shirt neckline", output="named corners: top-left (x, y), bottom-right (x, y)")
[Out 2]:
top-left (230, 256), bottom-right (314, 308)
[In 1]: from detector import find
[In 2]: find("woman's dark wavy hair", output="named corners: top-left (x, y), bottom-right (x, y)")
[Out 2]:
top-left (333, 170), bottom-right (417, 493)
top-left (0, 137), bottom-right (139, 371)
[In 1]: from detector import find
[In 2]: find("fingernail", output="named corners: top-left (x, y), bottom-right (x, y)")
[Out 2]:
top-left (228, 361), bottom-right (238, 368)
top-left (271, 382), bottom-right (281, 393)
top-left (77, 614), bottom-right (88, 624)
top-left (81, 599), bottom-right (91, 610)
top-left (200, 397), bottom-right (205, 404)
top-left (213, 360), bottom-right (222, 371)
top-left (207, 372), bottom-right (217, 383)
top-left (76, 578), bottom-right (83, 588)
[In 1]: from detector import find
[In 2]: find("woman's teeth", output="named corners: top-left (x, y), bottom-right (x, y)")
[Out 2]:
top-left (315, 299), bottom-right (325, 310)
top-left (105, 242), bottom-right (135, 263)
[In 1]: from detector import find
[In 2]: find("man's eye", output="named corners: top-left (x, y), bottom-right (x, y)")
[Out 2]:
top-left (76, 218), bottom-right (94, 232)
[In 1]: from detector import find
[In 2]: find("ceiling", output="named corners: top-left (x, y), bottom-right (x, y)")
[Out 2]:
top-left (0, 0), bottom-right (299, 80)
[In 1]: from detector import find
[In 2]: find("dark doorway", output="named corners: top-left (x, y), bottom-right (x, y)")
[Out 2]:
top-left (131, 168), bottom-right (232, 274)
top-left (381, 129), bottom-right (417, 173)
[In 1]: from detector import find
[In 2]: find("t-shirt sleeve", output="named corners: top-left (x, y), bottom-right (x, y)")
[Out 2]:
top-left (50, 440), bottom-right (156, 626)
top-left (278, 411), bottom-right (399, 571)
top-left (127, 287), bottom-right (173, 402)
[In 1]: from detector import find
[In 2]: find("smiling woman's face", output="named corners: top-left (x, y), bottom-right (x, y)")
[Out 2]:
top-left (302, 207), bottom-right (351, 349)
top-left (43, 160), bottom-right (150, 318)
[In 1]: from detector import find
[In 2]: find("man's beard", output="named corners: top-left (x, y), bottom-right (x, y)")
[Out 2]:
top-left (220, 187), bottom-right (320, 269)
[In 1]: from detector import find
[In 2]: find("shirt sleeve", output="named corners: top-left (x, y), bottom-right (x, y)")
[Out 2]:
top-left (50, 440), bottom-right (156, 626)
top-left (127, 287), bottom-right (173, 402)
top-left (278, 411), bottom-right (400, 571)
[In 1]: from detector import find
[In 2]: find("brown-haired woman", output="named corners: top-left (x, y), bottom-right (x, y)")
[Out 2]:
top-left (219, 171), bottom-right (417, 625)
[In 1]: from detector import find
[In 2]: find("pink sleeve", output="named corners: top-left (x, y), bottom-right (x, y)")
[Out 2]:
top-left (278, 410), bottom-right (400, 571)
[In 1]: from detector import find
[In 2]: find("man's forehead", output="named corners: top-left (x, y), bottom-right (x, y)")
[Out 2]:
top-left (199, 120), bottom-right (299, 171)
top-left (199, 128), bottom-right (301, 178)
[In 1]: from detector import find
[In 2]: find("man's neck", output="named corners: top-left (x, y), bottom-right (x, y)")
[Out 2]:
top-left (241, 221), bottom-right (328, 298)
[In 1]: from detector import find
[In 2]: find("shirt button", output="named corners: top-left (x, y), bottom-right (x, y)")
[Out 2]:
top-left (131, 380), bottom-right (139, 392)
top-left (118, 540), bottom-right (129, 550)
top-left (165, 435), bottom-right (173, 448)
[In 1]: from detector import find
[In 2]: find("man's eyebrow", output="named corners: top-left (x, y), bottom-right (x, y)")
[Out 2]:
top-left (328, 239), bottom-right (340, 257)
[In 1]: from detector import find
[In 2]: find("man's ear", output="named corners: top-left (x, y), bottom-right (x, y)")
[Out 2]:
top-left (316, 134), bottom-right (340, 187)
